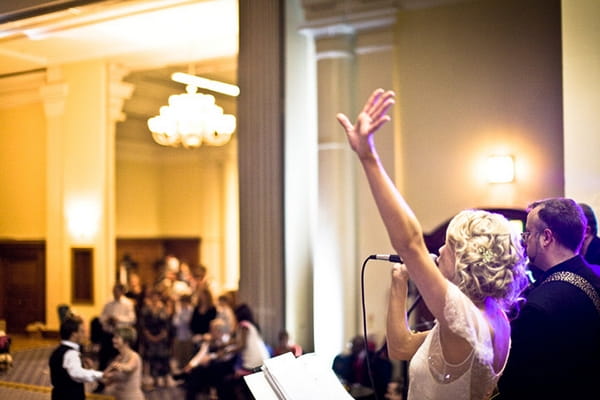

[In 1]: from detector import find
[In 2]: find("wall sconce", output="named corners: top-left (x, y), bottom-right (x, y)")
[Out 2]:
top-left (486, 155), bottom-right (515, 183)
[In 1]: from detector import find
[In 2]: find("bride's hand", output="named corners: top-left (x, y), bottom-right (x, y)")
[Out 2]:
top-left (336, 88), bottom-right (395, 159)
top-left (390, 263), bottom-right (410, 292)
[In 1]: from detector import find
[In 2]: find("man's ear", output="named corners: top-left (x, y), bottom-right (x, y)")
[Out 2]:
top-left (540, 228), bottom-right (553, 246)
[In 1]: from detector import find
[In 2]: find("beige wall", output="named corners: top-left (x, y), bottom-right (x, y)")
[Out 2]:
top-left (562, 0), bottom-right (600, 215)
top-left (0, 102), bottom-right (46, 239)
top-left (116, 158), bottom-right (162, 235)
top-left (116, 140), bottom-right (236, 294)
top-left (395, 0), bottom-right (563, 233)
top-left (354, 0), bottom-right (564, 351)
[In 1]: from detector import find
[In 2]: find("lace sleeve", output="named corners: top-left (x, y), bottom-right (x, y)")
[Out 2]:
top-left (443, 283), bottom-right (493, 364)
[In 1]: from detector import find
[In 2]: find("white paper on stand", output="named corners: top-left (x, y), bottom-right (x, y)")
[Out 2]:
top-left (244, 371), bottom-right (281, 400)
top-left (243, 352), bottom-right (354, 400)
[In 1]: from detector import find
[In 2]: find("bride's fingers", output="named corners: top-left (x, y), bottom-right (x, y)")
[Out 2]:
top-left (369, 92), bottom-right (395, 120)
top-left (362, 88), bottom-right (386, 115)
top-left (369, 115), bottom-right (392, 133)
top-left (336, 113), bottom-right (354, 132)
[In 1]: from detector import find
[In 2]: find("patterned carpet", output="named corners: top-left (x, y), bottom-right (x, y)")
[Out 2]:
top-left (0, 345), bottom-right (188, 400)
top-left (0, 346), bottom-right (52, 387)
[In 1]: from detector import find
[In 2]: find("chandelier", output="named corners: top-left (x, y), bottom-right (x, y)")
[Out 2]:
top-left (147, 73), bottom-right (238, 149)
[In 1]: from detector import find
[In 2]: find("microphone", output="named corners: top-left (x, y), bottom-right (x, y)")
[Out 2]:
top-left (368, 254), bottom-right (402, 263)
top-left (368, 253), bottom-right (438, 264)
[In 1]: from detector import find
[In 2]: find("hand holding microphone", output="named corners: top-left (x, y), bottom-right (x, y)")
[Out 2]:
top-left (369, 252), bottom-right (439, 318)
top-left (391, 263), bottom-right (409, 285)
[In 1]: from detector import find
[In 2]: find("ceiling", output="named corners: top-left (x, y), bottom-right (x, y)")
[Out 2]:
top-left (0, 0), bottom-right (239, 151)
top-left (0, 0), bottom-right (238, 77)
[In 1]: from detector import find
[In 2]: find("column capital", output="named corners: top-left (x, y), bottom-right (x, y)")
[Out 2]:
top-left (0, 70), bottom-right (46, 109)
top-left (108, 64), bottom-right (134, 123)
top-left (40, 81), bottom-right (69, 117)
top-left (299, 0), bottom-right (398, 39)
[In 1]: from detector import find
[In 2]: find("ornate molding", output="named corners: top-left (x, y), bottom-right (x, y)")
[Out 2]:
top-left (0, 70), bottom-right (46, 109)
top-left (39, 81), bottom-right (69, 117)
top-left (108, 64), bottom-right (134, 123)
top-left (299, 0), bottom-right (467, 38)
top-left (299, 6), bottom-right (398, 39)
top-left (301, 0), bottom-right (398, 21)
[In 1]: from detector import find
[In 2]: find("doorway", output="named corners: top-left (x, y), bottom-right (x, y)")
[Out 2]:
top-left (0, 241), bottom-right (46, 334)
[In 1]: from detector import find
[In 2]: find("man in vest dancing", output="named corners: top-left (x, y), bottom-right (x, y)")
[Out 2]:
top-left (49, 316), bottom-right (104, 400)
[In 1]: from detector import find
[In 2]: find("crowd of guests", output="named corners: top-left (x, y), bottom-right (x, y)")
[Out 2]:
top-left (85, 255), bottom-right (289, 400)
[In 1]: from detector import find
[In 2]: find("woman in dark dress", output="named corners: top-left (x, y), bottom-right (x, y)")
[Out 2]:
top-left (189, 286), bottom-right (217, 345)
top-left (140, 290), bottom-right (172, 389)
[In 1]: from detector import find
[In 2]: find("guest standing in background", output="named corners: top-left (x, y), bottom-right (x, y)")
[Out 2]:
top-left (124, 272), bottom-right (145, 313)
top-left (215, 293), bottom-right (237, 336)
top-left (171, 294), bottom-right (195, 372)
top-left (190, 286), bottom-right (217, 344)
top-left (579, 203), bottom-right (600, 265)
top-left (140, 290), bottom-right (172, 389)
top-left (124, 272), bottom-right (145, 351)
top-left (96, 283), bottom-right (136, 393)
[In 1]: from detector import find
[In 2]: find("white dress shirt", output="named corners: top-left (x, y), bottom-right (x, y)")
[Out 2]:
top-left (99, 296), bottom-right (136, 331)
top-left (61, 340), bottom-right (103, 383)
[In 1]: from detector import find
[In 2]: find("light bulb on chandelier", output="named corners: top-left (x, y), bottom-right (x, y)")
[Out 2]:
top-left (147, 84), bottom-right (236, 149)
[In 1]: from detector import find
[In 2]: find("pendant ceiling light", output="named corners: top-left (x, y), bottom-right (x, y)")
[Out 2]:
top-left (147, 72), bottom-right (239, 149)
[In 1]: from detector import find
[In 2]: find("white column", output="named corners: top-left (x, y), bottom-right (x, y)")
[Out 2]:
top-left (40, 67), bottom-right (69, 330)
top-left (40, 62), bottom-right (133, 329)
top-left (313, 33), bottom-right (358, 363)
top-left (106, 64), bottom-right (134, 291)
top-left (355, 27), bottom-right (398, 345)
top-left (300, 0), bottom-right (400, 361)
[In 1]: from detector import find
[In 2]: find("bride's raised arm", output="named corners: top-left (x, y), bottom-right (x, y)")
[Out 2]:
top-left (336, 88), bottom-right (448, 322)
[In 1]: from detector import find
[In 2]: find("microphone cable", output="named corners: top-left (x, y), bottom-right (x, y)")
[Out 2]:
top-left (359, 255), bottom-right (424, 400)
top-left (360, 256), bottom-right (380, 400)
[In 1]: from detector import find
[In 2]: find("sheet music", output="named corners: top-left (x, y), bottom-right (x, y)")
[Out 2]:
top-left (244, 352), bottom-right (354, 400)
top-left (244, 371), bottom-right (281, 400)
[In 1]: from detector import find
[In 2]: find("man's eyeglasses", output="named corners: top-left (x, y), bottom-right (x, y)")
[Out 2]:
top-left (521, 228), bottom-right (546, 241)
top-left (520, 231), bottom-right (533, 241)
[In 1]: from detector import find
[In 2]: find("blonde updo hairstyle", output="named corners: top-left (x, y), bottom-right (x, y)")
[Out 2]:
top-left (445, 210), bottom-right (528, 311)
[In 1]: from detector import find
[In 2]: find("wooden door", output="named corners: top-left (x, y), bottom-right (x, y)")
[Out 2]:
top-left (0, 242), bottom-right (46, 334)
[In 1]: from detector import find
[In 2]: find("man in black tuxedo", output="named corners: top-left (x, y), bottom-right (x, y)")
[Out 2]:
top-left (497, 198), bottom-right (600, 399)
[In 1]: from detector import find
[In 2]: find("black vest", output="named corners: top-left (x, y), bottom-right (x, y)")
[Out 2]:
top-left (49, 344), bottom-right (85, 400)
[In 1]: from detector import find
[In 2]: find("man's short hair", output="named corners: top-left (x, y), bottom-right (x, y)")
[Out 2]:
top-left (59, 316), bottom-right (83, 340)
top-left (528, 198), bottom-right (585, 252)
top-left (113, 283), bottom-right (126, 293)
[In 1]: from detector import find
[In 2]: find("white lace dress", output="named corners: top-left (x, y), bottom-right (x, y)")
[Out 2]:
top-left (407, 283), bottom-right (504, 400)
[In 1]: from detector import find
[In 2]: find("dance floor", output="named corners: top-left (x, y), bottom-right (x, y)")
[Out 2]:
top-left (0, 334), bottom-right (189, 400)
